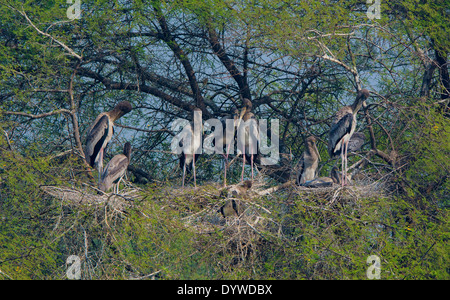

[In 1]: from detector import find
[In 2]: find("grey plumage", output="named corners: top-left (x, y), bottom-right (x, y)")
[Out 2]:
top-left (328, 89), bottom-right (369, 186)
top-left (99, 142), bottom-right (131, 192)
top-left (218, 180), bottom-right (252, 218)
top-left (296, 136), bottom-right (321, 186)
top-left (85, 114), bottom-right (110, 168)
top-left (85, 101), bottom-right (132, 186)
top-left (328, 90), bottom-right (369, 158)
top-left (180, 108), bottom-right (203, 188)
top-left (328, 112), bottom-right (354, 159)
top-left (348, 132), bottom-right (365, 152)
top-left (218, 199), bottom-right (240, 217)
top-left (303, 177), bottom-right (334, 188)
top-left (301, 166), bottom-right (341, 188)
top-left (237, 99), bottom-right (259, 182)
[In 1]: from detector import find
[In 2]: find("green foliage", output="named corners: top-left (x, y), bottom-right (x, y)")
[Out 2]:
top-left (0, 143), bottom-right (448, 279)
top-left (398, 103), bottom-right (450, 207)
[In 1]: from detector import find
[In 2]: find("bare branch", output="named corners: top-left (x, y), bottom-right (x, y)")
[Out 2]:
top-left (206, 21), bottom-right (251, 101)
top-left (16, 8), bottom-right (82, 60)
top-left (4, 109), bottom-right (72, 119)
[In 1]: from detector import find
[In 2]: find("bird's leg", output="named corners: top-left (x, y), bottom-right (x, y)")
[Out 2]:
top-left (97, 147), bottom-right (104, 187)
top-left (345, 140), bottom-right (350, 185)
top-left (100, 147), bottom-right (104, 174)
top-left (223, 153), bottom-right (228, 187)
top-left (223, 134), bottom-right (234, 187)
top-left (251, 154), bottom-right (254, 181)
top-left (97, 165), bottom-right (102, 189)
top-left (182, 154), bottom-right (187, 188)
top-left (341, 150), bottom-right (345, 187)
top-left (241, 149), bottom-right (246, 182)
top-left (193, 155), bottom-right (197, 188)
top-left (116, 176), bottom-right (123, 194)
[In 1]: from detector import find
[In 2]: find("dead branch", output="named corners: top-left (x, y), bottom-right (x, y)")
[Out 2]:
top-left (16, 8), bottom-right (82, 60)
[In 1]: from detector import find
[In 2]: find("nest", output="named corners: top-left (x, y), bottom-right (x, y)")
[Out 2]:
top-left (41, 182), bottom-right (141, 212)
top-left (171, 179), bottom-right (283, 268)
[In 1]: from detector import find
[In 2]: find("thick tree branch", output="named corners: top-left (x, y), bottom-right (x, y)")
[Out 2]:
top-left (206, 22), bottom-right (251, 101)
top-left (153, 6), bottom-right (206, 112)
top-left (77, 67), bottom-right (205, 116)
top-left (435, 48), bottom-right (450, 101)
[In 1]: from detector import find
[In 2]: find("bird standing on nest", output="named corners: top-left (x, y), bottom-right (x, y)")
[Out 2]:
top-left (216, 107), bottom-right (240, 186)
top-left (328, 89), bottom-right (369, 186)
top-left (99, 142), bottom-right (131, 193)
top-left (180, 108), bottom-right (203, 188)
top-left (218, 180), bottom-right (252, 218)
top-left (296, 136), bottom-right (320, 186)
top-left (236, 99), bottom-right (259, 182)
top-left (85, 101), bottom-right (132, 186)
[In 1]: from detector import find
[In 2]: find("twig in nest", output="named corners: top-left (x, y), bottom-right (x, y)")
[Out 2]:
top-left (129, 270), bottom-right (162, 280)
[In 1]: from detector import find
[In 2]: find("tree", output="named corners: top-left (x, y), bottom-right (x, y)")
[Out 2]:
top-left (0, 0), bottom-right (448, 279)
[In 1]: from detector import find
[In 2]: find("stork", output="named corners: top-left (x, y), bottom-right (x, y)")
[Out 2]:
top-left (299, 166), bottom-right (341, 188)
top-left (214, 107), bottom-right (240, 186)
top-left (218, 180), bottom-right (252, 221)
top-left (328, 89), bottom-right (369, 186)
top-left (180, 108), bottom-right (203, 188)
top-left (99, 142), bottom-right (131, 193)
top-left (330, 165), bottom-right (354, 186)
top-left (348, 132), bottom-right (365, 153)
top-left (330, 166), bottom-right (341, 185)
top-left (85, 101), bottom-right (132, 185)
top-left (236, 98), bottom-right (259, 182)
top-left (296, 136), bottom-right (321, 186)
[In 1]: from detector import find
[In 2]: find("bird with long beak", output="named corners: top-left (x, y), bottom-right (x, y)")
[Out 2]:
top-left (218, 107), bottom-right (239, 186)
top-left (296, 136), bottom-right (321, 185)
top-left (99, 142), bottom-right (131, 193)
top-left (180, 108), bottom-right (203, 188)
top-left (328, 89), bottom-right (369, 186)
top-left (236, 98), bottom-right (259, 182)
top-left (85, 101), bottom-right (132, 186)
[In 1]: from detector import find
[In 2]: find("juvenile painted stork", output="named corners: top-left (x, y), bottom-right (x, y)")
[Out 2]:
top-left (236, 98), bottom-right (259, 182)
top-left (85, 101), bottom-right (132, 184)
top-left (218, 180), bottom-right (252, 219)
top-left (218, 107), bottom-right (239, 186)
top-left (99, 142), bottom-right (131, 193)
top-left (296, 136), bottom-right (321, 186)
top-left (330, 166), bottom-right (341, 184)
top-left (218, 199), bottom-right (239, 218)
top-left (328, 89), bottom-right (369, 186)
top-left (348, 132), bottom-right (365, 153)
top-left (301, 166), bottom-right (340, 188)
top-left (180, 108), bottom-right (203, 188)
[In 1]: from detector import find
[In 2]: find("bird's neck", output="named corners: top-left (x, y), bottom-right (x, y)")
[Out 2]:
top-left (124, 149), bottom-right (131, 161)
top-left (351, 98), bottom-right (364, 114)
top-left (305, 143), bottom-right (318, 158)
top-left (109, 108), bottom-right (125, 121)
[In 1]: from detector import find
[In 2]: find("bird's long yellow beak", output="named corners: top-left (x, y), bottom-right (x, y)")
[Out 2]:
top-left (314, 143), bottom-right (321, 161)
top-left (239, 107), bottom-right (246, 120)
top-left (235, 107), bottom-right (247, 128)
